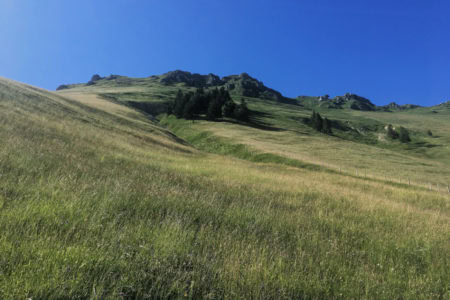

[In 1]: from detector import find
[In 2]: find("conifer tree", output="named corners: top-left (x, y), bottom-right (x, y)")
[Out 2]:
top-left (315, 112), bottom-right (323, 132)
top-left (310, 111), bottom-right (323, 132)
top-left (167, 103), bottom-right (173, 115)
top-left (311, 111), bottom-right (317, 127)
top-left (168, 89), bottom-right (183, 116)
top-left (182, 94), bottom-right (200, 120)
top-left (386, 124), bottom-right (398, 139)
top-left (173, 92), bottom-right (191, 118)
top-left (398, 126), bottom-right (411, 143)
top-left (196, 87), bottom-right (204, 95)
top-left (234, 99), bottom-right (250, 121)
top-left (323, 118), bottom-right (332, 134)
top-left (207, 97), bottom-right (222, 120)
top-left (222, 100), bottom-right (236, 118)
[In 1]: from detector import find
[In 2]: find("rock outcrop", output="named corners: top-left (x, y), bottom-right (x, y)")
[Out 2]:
top-left (333, 93), bottom-right (376, 111)
top-left (159, 70), bottom-right (223, 87)
top-left (56, 84), bottom-right (70, 91)
top-left (381, 102), bottom-right (420, 111)
top-left (221, 73), bottom-right (284, 101)
top-left (86, 74), bottom-right (104, 86)
top-left (159, 70), bottom-right (284, 101)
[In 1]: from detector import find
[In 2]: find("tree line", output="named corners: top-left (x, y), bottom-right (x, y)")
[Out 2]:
top-left (168, 87), bottom-right (250, 121)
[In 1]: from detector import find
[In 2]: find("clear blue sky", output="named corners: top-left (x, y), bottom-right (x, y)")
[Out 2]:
top-left (1, 0), bottom-right (449, 106)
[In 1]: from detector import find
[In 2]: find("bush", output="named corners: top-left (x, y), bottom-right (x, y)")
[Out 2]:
top-left (386, 124), bottom-right (398, 139)
top-left (311, 111), bottom-right (323, 132)
top-left (398, 126), bottom-right (411, 143)
top-left (309, 112), bottom-right (333, 135)
top-left (323, 118), bottom-right (332, 134)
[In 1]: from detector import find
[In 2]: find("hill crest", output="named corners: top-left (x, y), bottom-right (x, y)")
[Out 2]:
top-left (56, 70), bottom-right (446, 110)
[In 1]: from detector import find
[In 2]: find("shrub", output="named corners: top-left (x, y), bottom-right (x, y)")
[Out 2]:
top-left (323, 118), bottom-right (332, 134)
top-left (311, 111), bottom-right (323, 132)
top-left (386, 124), bottom-right (398, 139)
top-left (398, 126), bottom-right (411, 143)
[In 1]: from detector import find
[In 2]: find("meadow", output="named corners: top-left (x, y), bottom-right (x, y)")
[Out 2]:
top-left (0, 76), bottom-right (448, 298)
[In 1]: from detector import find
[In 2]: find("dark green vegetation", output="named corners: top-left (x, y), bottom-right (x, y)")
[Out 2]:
top-left (170, 88), bottom-right (250, 121)
top-left (309, 111), bottom-right (332, 134)
top-left (386, 124), bottom-right (411, 143)
top-left (0, 72), bottom-right (449, 298)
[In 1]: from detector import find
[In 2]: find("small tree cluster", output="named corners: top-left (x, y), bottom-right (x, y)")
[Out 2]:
top-left (169, 88), bottom-right (249, 121)
top-left (386, 124), bottom-right (410, 143)
top-left (386, 124), bottom-right (398, 139)
top-left (398, 126), bottom-right (411, 143)
top-left (310, 111), bottom-right (332, 134)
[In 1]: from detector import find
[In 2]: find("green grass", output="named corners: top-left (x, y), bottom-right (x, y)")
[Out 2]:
top-left (0, 76), bottom-right (448, 298)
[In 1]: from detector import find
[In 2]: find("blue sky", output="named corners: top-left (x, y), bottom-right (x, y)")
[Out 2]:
top-left (0, 0), bottom-right (448, 106)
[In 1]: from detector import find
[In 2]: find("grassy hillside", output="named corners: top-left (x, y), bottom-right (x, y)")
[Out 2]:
top-left (59, 74), bottom-right (450, 188)
top-left (0, 75), bottom-right (449, 298)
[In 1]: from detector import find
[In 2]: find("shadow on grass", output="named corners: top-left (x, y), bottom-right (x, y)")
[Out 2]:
top-left (224, 110), bottom-right (284, 132)
top-left (184, 110), bottom-right (284, 132)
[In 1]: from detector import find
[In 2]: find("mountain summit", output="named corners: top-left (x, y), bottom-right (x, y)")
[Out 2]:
top-left (158, 70), bottom-right (284, 101)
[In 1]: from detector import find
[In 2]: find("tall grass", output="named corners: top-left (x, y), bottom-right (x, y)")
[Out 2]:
top-left (0, 78), bottom-right (448, 298)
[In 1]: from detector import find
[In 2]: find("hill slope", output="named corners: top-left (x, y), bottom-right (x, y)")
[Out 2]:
top-left (58, 72), bottom-right (450, 187)
top-left (0, 76), bottom-right (449, 298)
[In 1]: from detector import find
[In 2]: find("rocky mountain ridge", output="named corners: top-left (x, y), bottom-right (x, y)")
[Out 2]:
top-left (158, 70), bottom-right (284, 101)
top-left (56, 70), bottom-right (444, 111)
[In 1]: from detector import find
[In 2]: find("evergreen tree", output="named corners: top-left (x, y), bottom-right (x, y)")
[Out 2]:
top-left (220, 88), bottom-right (231, 102)
top-left (171, 89), bottom-right (184, 116)
top-left (386, 124), bottom-right (398, 139)
top-left (167, 103), bottom-right (173, 115)
top-left (207, 98), bottom-right (223, 120)
top-left (198, 93), bottom-right (209, 114)
top-left (311, 111), bottom-right (323, 132)
top-left (316, 113), bottom-right (323, 132)
top-left (323, 118), bottom-right (332, 134)
top-left (182, 95), bottom-right (200, 120)
top-left (310, 111), bottom-right (333, 133)
top-left (173, 92), bottom-right (191, 118)
top-left (219, 86), bottom-right (226, 97)
top-left (172, 87), bottom-right (248, 122)
top-left (210, 88), bottom-right (219, 100)
top-left (222, 100), bottom-right (236, 118)
top-left (311, 111), bottom-right (317, 126)
top-left (398, 126), bottom-right (411, 143)
top-left (196, 87), bottom-right (204, 95)
top-left (234, 99), bottom-right (250, 121)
